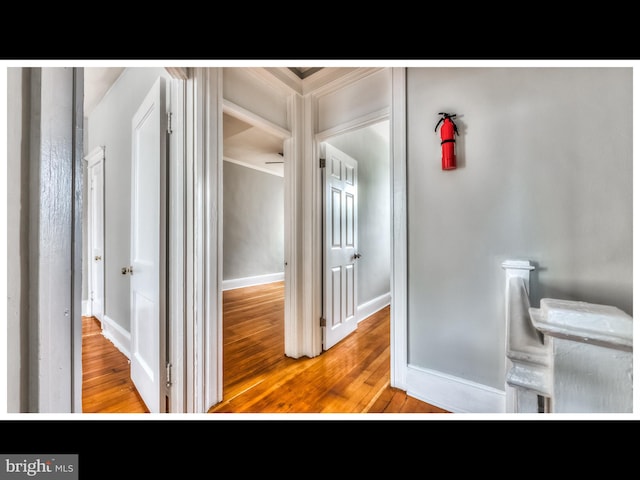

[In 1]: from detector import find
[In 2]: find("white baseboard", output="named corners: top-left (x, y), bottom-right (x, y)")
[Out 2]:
top-left (82, 300), bottom-right (90, 317)
top-left (222, 272), bottom-right (285, 291)
top-left (357, 292), bottom-right (391, 322)
top-left (405, 364), bottom-right (506, 414)
top-left (102, 315), bottom-right (131, 360)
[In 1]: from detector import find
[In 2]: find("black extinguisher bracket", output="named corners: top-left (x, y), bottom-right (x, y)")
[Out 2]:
top-left (435, 112), bottom-right (459, 170)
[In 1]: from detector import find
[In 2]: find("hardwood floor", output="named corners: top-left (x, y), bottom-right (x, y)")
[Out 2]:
top-left (82, 316), bottom-right (149, 413)
top-left (82, 281), bottom-right (449, 414)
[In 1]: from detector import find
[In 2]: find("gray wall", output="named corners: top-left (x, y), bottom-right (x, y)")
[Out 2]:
top-left (223, 161), bottom-right (284, 280)
top-left (406, 67), bottom-right (633, 391)
top-left (86, 67), bottom-right (171, 331)
top-left (326, 122), bottom-right (391, 306)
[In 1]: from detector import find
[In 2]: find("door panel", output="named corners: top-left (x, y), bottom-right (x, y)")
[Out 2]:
top-left (129, 77), bottom-right (167, 413)
top-left (323, 143), bottom-right (359, 350)
top-left (88, 150), bottom-right (105, 322)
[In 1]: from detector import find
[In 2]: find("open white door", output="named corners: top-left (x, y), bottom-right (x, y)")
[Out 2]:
top-left (130, 77), bottom-right (168, 413)
top-left (86, 146), bottom-right (105, 322)
top-left (322, 143), bottom-right (359, 350)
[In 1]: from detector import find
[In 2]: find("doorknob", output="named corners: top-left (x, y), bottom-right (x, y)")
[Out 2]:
top-left (353, 253), bottom-right (362, 260)
top-left (94, 255), bottom-right (102, 261)
top-left (122, 266), bottom-right (133, 275)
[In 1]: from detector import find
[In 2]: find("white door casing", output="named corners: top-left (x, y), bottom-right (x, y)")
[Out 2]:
top-left (86, 146), bottom-right (105, 322)
top-left (130, 77), bottom-right (168, 413)
top-left (322, 143), bottom-right (359, 350)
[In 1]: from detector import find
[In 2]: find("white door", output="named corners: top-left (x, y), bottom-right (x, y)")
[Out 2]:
top-left (87, 147), bottom-right (105, 322)
top-left (323, 143), bottom-right (359, 350)
top-left (129, 77), bottom-right (168, 413)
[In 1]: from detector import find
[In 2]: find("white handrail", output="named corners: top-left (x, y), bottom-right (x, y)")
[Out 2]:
top-left (502, 259), bottom-right (633, 413)
top-left (502, 260), bottom-right (550, 413)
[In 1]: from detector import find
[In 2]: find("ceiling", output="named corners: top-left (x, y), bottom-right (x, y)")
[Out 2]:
top-left (83, 67), bottom-right (126, 117)
top-left (223, 112), bottom-right (285, 176)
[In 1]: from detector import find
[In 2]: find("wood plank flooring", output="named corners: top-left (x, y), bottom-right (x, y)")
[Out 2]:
top-left (82, 316), bottom-right (149, 413)
top-left (82, 281), bottom-right (449, 414)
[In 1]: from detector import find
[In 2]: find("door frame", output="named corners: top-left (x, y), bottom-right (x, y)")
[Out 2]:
top-left (195, 66), bottom-right (302, 411)
top-left (27, 67), bottom-right (84, 412)
top-left (306, 67), bottom-right (407, 391)
top-left (84, 145), bottom-right (105, 321)
top-left (218, 99), bottom-right (291, 397)
top-left (303, 68), bottom-right (391, 358)
top-left (390, 67), bottom-right (407, 390)
top-left (195, 66), bottom-right (408, 412)
top-left (316, 112), bottom-right (389, 346)
top-left (74, 67), bottom-right (189, 414)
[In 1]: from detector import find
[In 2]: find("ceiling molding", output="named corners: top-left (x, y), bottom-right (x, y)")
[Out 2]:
top-left (165, 67), bottom-right (188, 80)
top-left (222, 99), bottom-right (291, 139)
top-left (289, 67), bottom-right (323, 79)
top-left (223, 156), bottom-right (284, 178)
top-left (302, 67), bottom-right (385, 96)
top-left (316, 107), bottom-right (390, 142)
top-left (245, 67), bottom-right (302, 96)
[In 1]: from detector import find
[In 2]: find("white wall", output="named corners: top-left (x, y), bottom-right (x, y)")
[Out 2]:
top-left (326, 122), bottom-right (391, 308)
top-left (86, 67), bottom-right (171, 332)
top-left (317, 69), bottom-right (391, 133)
top-left (406, 67), bottom-right (633, 402)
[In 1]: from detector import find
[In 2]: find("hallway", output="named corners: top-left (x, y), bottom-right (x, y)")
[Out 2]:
top-left (82, 282), bottom-right (449, 414)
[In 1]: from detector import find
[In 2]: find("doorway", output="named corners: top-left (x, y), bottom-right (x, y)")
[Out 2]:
top-left (85, 146), bottom-right (105, 323)
top-left (80, 67), bottom-right (178, 413)
top-left (221, 110), bottom-right (288, 399)
top-left (320, 119), bottom-right (391, 352)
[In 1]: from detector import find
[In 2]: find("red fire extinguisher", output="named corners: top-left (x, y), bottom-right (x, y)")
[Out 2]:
top-left (434, 112), bottom-right (459, 170)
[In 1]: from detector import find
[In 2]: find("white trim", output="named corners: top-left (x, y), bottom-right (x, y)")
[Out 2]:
top-left (101, 314), bottom-right (131, 360)
top-left (189, 67), bottom-right (225, 413)
top-left (302, 68), bottom-right (383, 97)
top-left (190, 67), bottom-right (210, 413)
top-left (167, 75), bottom-right (187, 413)
top-left (165, 67), bottom-right (188, 80)
top-left (84, 145), bottom-right (105, 166)
top-left (357, 292), bottom-right (391, 323)
top-left (390, 67), bottom-right (407, 391)
top-left (84, 145), bottom-right (105, 324)
top-left (405, 364), bottom-right (506, 414)
top-left (244, 67), bottom-right (303, 96)
top-left (303, 94), bottom-right (323, 357)
top-left (316, 107), bottom-right (390, 141)
top-left (222, 99), bottom-right (291, 140)
top-left (262, 68), bottom-right (304, 95)
top-left (81, 300), bottom-right (90, 317)
top-left (208, 68), bottom-right (224, 411)
top-left (222, 272), bottom-right (284, 291)
top-left (283, 94), bottom-right (303, 359)
top-left (254, 67), bottom-right (383, 98)
top-left (184, 69), bottom-right (199, 413)
top-left (223, 156), bottom-right (283, 178)
top-left (31, 68), bottom-right (77, 413)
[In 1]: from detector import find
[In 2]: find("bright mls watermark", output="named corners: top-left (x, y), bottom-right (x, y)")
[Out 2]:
top-left (0, 455), bottom-right (78, 480)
